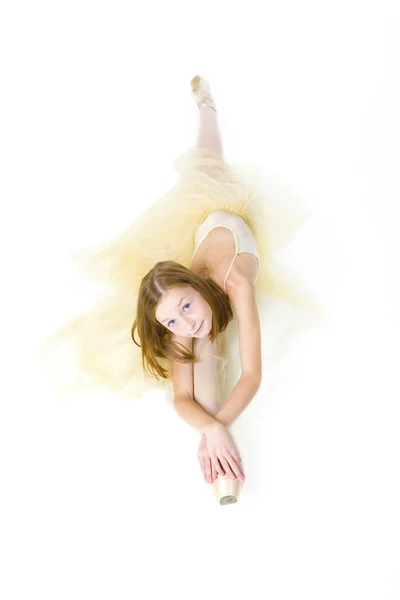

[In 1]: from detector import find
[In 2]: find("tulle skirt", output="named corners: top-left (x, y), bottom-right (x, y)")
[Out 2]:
top-left (39, 147), bottom-right (326, 404)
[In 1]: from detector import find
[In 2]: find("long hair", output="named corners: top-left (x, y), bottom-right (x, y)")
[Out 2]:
top-left (132, 260), bottom-right (234, 380)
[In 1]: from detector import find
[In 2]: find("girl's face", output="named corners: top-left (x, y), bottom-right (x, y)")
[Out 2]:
top-left (155, 285), bottom-right (212, 339)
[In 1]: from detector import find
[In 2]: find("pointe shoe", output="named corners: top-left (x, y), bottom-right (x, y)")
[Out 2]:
top-left (190, 75), bottom-right (217, 112)
top-left (212, 474), bottom-right (241, 505)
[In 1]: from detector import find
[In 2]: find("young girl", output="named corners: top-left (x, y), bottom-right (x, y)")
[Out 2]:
top-left (40, 75), bottom-right (324, 505)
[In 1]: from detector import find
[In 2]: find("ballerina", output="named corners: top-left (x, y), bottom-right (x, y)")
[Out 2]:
top-left (151, 76), bottom-right (263, 504)
top-left (40, 75), bottom-right (324, 505)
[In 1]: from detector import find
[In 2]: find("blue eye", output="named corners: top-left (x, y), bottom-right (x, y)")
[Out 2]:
top-left (168, 303), bottom-right (191, 328)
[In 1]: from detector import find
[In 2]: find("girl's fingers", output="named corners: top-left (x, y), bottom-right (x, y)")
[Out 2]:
top-left (229, 459), bottom-right (245, 482)
top-left (209, 452), bottom-right (225, 476)
top-left (218, 455), bottom-right (235, 479)
top-left (203, 450), bottom-right (243, 483)
top-left (226, 446), bottom-right (242, 464)
top-left (226, 449), bottom-right (245, 480)
top-left (218, 452), bottom-right (244, 482)
top-left (204, 457), bottom-right (212, 482)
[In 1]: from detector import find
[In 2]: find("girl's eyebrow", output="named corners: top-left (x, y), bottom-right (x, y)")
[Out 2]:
top-left (161, 297), bottom-right (186, 324)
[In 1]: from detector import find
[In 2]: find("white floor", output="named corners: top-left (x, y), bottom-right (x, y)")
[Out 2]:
top-left (3, 2), bottom-right (399, 599)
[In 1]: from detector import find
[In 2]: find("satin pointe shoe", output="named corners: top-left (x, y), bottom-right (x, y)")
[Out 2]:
top-left (190, 75), bottom-right (217, 112)
top-left (212, 473), bottom-right (241, 505)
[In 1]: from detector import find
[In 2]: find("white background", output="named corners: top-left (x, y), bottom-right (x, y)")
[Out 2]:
top-left (1, 1), bottom-right (399, 599)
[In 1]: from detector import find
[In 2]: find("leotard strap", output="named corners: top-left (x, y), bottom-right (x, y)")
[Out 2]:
top-left (223, 252), bottom-right (239, 293)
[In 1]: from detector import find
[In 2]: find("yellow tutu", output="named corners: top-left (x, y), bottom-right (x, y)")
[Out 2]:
top-left (39, 147), bottom-right (326, 405)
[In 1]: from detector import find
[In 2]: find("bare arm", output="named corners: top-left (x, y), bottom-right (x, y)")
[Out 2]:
top-left (174, 372), bottom-right (261, 433)
top-left (213, 373), bottom-right (261, 428)
top-left (173, 394), bottom-right (220, 435)
top-left (210, 278), bottom-right (262, 428)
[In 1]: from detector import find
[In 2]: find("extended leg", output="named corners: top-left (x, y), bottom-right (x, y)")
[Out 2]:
top-left (193, 336), bottom-right (240, 505)
top-left (196, 106), bottom-right (223, 158)
top-left (191, 75), bottom-right (224, 171)
top-left (192, 335), bottom-right (221, 416)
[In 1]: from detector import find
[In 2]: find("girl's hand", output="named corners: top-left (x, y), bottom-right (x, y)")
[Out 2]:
top-left (203, 422), bottom-right (245, 483)
top-left (197, 434), bottom-right (221, 483)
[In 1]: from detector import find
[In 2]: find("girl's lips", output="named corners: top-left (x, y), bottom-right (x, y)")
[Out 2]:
top-left (195, 321), bottom-right (203, 335)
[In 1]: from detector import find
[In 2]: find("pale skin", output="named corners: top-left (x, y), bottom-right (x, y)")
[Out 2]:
top-left (155, 105), bottom-right (260, 487)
